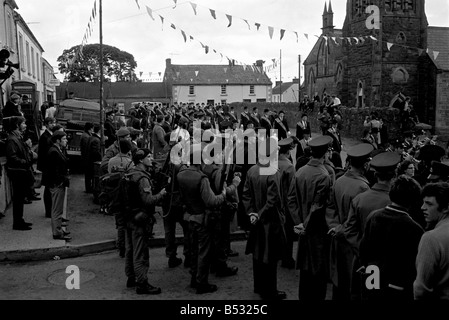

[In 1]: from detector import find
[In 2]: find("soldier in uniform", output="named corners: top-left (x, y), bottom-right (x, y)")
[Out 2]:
top-left (243, 137), bottom-right (287, 300)
top-left (177, 148), bottom-right (227, 294)
top-left (277, 138), bottom-right (296, 269)
top-left (288, 135), bottom-right (333, 300)
top-left (344, 151), bottom-right (401, 299)
top-left (359, 174), bottom-right (424, 300)
top-left (326, 144), bottom-right (373, 300)
top-left (124, 148), bottom-right (167, 295)
top-left (427, 160), bottom-right (449, 183)
top-left (104, 109), bottom-right (117, 148)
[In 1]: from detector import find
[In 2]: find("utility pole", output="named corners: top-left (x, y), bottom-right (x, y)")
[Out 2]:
top-left (99, 0), bottom-right (105, 157)
top-left (298, 54), bottom-right (301, 102)
top-left (279, 49), bottom-right (282, 105)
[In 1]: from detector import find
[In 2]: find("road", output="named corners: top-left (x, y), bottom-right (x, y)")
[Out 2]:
top-left (0, 240), bottom-right (333, 301)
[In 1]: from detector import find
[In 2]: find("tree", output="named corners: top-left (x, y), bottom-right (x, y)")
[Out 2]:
top-left (57, 44), bottom-right (138, 82)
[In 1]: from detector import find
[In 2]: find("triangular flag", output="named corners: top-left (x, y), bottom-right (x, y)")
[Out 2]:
top-left (158, 72), bottom-right (161, 77)
top-left (213, 49), bottom-right (217, 53)
top-left (387, 42), bottom-right (393, 51)
top-left (159, 15), bottom-right (164, 29)
top-left (139, 71), bottom-right (143, 77)
top-left (294, 32), bottom-right (299, 43)
top-left (358, 37), bottom-right (365, 44)
top-left (268, 26), bottom-right (274, 39)
top-left (94, 1), bottom-right (97, 16)
top-left (226, 14), bottom-right (232, 27)
top-left (304, 33), bottom-right (309, 40)
top-left (173, 0), bottom-right (178, 9)
top-left (255, 23), bottom-right (261, 31)
top-left (200, 42), bottom-right (205, 49)
top-left (243, 19), bottom-right (251, 30)
top-left (353, 37), bottom-right (359, 44)
top-left (146, 6), bottom-right (155, 20)
top-left (433, 51), bottom-right (439, 60)
top-left (280, 29), bottom-right (285, 40)
top-left (417, 48), bottom-right (424, 56)
top-left (181, 30), bottom-right (187, 42)
top-left (190, 2), bottom-right (197, 15)
top-left (190, 35), bottom-right (194, 41)
top-left (369, 35), bottom-right (377, 41)
top-left (195, 71), bottom-right (199, 77)
top-left (210, 9), bottom-right (216, 19)
top-left (135, 0), bottom-right (140, 10)
top-left (92, 8), bottom-right (96, 19)
top-left (171, 23), bottom-right (176, 30)
top-left (205, 46), bottom-right (209, 54)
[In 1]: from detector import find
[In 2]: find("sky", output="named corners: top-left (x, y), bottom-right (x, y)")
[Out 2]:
top-left (15, 0), bottom-right (449, 84)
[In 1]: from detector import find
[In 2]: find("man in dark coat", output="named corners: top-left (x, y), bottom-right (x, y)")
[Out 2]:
top-left (296, 113), bottom-right (311, 141)
top-left (47, 131), bottom-right (71, 241)
top-left (240, 106), bottom-right (251, 130)
top-left (274, 110), bottom-right (290, 140)
top-left (288, 135), bottom-right (333, 300)
top-left (326, 144), bottom-right (373, 300)
top-left (104, 109), bottom-right (116, 148)
top-left (260, 109), bottom-right (272, 137)
top-left (243, 137), bottom-right (287, 300)
top-left (6, 116), bottom-right (33, 230)
top-left (37, 117), bottom-right (56, 218)
top-left (250, 107), bottom-right (261, 128)
top-left (81, 122), bottom-right (94, 193)
top-left (360, 174), bottom-right (424, 300)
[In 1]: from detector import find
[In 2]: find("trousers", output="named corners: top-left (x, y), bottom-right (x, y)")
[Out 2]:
top-left (125, 222), bottom-right (150, 284)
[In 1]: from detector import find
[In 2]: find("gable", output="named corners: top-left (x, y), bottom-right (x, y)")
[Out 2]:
top-left (427, 26), bottom-right (449, 71)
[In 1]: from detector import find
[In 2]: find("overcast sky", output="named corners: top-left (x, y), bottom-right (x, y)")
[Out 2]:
top-left (16, 0), bottom-right (449, 84)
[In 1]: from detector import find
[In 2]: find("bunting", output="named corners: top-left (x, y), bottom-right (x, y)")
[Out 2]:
top-left (280, 29), bottom-right (285, 40)
top-left (226, 14), bottom-right (232, 27)
top-left (171, 23), bottom-right (176, 30)
top-left (255, 23), bottom-right (261, 31)
top-left (190, 2), bottom-right (197, 15)
top-left (181, 30), bottom-right (187, 42)
top-left (418, 48), bottom-right (424, 56)
top-left (146, 6), bottom-right (155, 20)
top-left (433, 51), bottom-right (439, 60)
top-left (210, 9), bottom-right (216, 19)
top-left (387, 42), bottom-right (393, 51)
top-left (268, 26), bottom-right (274, 39)
top-left (135, 0), bottom-right (140, 10)
top-left (294, 31), bottom-right (299, 43)
top-left (159, 15), bottom-right (164, 29)
top-left (243, 19), bottom-right (251, 30)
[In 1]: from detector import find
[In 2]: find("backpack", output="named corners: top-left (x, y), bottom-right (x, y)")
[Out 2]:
top-left (98, 167), bottom-right (136, 214)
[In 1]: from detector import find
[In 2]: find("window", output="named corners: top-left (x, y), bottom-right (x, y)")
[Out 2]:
top-left (221, 100), bottom-right (227, 105)
top-left (221, 85), bottom-right (227, 95)
top-left (243, 99), bottom-right (251, 103)
top-left (189, 85), bottom-right (195, 95)
top-left (26, 42), bottom-right (30, 75)
top-left (207, 99), bottom-right (214, 105)
top-left (250, 85), bottom-right (255, 95)
top-left (36, 53), bottom-right (40, 81)
top-left (7, 13), bottom-right (14, 49)
top-left (31, 47), bottom-right (35, 78)
top-left (19, 34), bottom-right (25, 71)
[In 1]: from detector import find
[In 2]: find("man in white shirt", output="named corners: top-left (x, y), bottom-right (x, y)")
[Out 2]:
top-left (45, 102), bottom-right (57, 118)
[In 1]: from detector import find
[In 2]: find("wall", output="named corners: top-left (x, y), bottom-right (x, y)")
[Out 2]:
top-left (173, 84), bottom-right (271, 104)
top-left (435, 72), bottom-right (449, 137)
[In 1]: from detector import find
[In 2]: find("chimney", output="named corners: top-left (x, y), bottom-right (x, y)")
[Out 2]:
top-left (293, 78), bottom-right (300, 84)
top-left (255, 59), bottom-right (265, 67)
top-left (275, 81), bottom-right (282, 87)
top-left (166, 58), bottom-right (172, 67)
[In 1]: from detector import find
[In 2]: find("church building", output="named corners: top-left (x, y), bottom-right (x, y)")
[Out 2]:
top-left (304, 0), bottom-right (449, 135)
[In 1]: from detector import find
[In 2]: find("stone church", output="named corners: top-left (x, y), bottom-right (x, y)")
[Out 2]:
top-left (304, 0), bottom-right (449, 135)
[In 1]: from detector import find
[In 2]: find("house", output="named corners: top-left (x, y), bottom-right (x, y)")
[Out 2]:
top-left (163, 58), bottom-right (272, 105)
top-left (303, 0), bottom-right (449, 135)
top-left (272, 79), bottom-right (300, 103)
top-left (56, 82), bottom-right (169, 110)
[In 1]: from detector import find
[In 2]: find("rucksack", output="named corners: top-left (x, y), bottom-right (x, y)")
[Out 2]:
top-left (98, 168), bottom-right (133, 214)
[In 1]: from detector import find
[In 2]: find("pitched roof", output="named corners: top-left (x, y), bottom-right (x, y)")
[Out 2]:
top-left (303, 30), bottom-right (343, 65)
top-left (427, 26), bottom-right (449, 71)
top-left (165, 64), bottom-right (272, 85)
top-left (272, 82), bottom-right (297, 95)
top-left (56, 82), bottom-right (168, 101)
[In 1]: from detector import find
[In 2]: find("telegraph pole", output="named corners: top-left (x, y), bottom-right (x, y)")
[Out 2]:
top-left (279, 49), bottom-right (282, 105)
top-left (298, 54), bottom-right (301, 102)
top-left (99, 0), bottom-right (105, 157)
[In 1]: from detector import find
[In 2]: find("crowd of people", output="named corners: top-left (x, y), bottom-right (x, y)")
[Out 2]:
top-left (1, 91), bottom-right (449, 300)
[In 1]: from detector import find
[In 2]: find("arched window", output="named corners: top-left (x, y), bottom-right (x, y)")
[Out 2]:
top-left (396, 32), bottom-right (407, 44)
top-left (317, 39), bottom-right (330, 76)
top-left (391, 67), bottom-right (409, 84)
top-left (308, 69), bottom-right (315, 97)
top-left (357, 81), bottom-right (364, 108)
top-left (335, 63), bottom-right (343, 84)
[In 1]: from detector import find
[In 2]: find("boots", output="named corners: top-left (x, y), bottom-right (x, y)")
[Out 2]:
top-left (136, 282), bottom-right (162, 295)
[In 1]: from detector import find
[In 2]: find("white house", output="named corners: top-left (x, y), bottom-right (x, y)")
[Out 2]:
top-left (163, 58), bottom-right (272, 105)
top-left (272, 79), bottom-right (300, 103)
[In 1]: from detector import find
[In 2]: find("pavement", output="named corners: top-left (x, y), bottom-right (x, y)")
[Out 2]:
top-left (0, 133), bottom-right (359, 263)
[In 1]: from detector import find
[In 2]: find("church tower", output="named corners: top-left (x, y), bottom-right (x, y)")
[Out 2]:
top-left (342, 0), bottom-right (428, 109)
top-left (322, 1), bottom-right (335, 35)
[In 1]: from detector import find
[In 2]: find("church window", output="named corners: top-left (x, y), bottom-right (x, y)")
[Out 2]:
top-left (395, 32), bottom-right (407, 44)
top-left (335, 63), bottom-right (343, 84)
top-left (403, 0), bottom-right (414, 11)
top-left (391, 67), bottom-right (409, 84)
top-left (308, 69), bottom-right (315, 97)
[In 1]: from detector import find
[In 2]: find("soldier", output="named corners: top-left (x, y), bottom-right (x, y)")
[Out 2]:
top-left (124, 148), bottom-right (167, 295)
top-left (104, 109), bottom-right (117, 148)
top-left (152, 115), bottom-right (168, 161)
top-left (288, 135), bottom-right (333, 300)
top-left (278, 138), bottom-right (296, 269)
top-left (326, 144), bottom-right (373, 300)
top-left (343, 151), bottom-right (401, 300)
top-left (359, 174), bottom-right (424, 300)
top-left (243, 137), bottom-right (287, 300)
top-left (177, 148), bottom-right (227, 294)
top-left (100, 127), bottom-right (132, 175)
